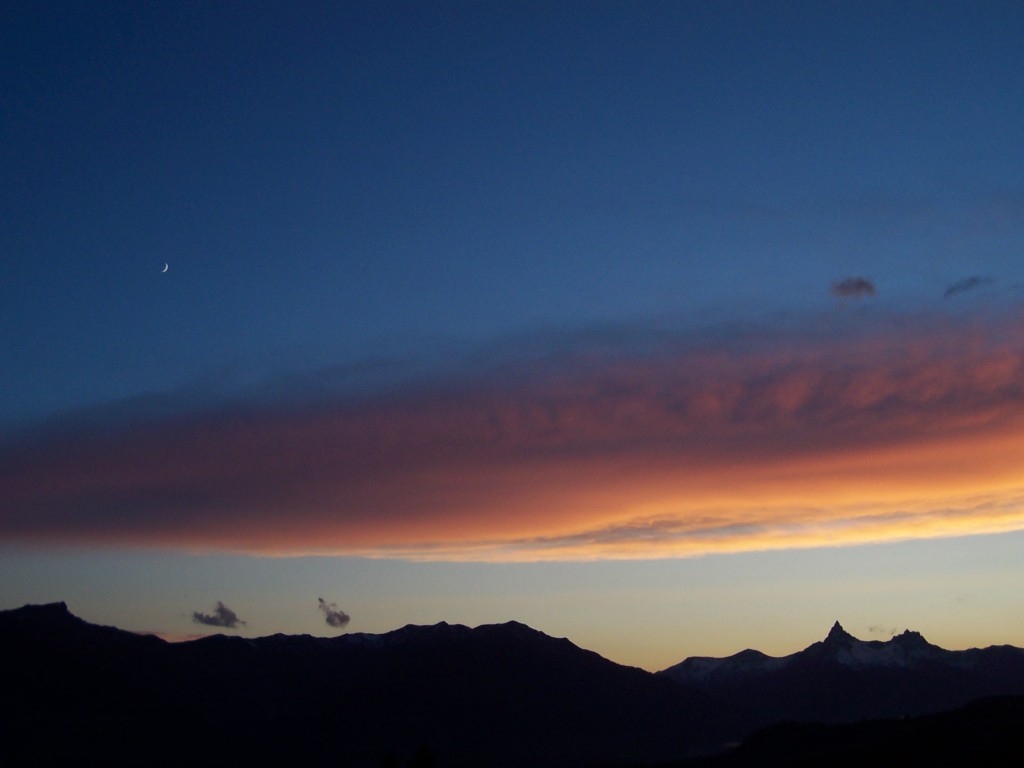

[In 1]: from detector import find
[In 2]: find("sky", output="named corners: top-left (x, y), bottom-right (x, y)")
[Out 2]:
top-left (3, 1), bottom-right (1024, 671)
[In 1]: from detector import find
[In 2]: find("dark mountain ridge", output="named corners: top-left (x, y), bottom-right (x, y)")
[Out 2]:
top-left (0, 603), bottom-right (723, 767)
top-left (3, 605), bottom-right (1024, 767)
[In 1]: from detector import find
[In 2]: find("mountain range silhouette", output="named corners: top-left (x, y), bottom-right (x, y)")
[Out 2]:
top-left (2, 603), bottom-right (1023, 767)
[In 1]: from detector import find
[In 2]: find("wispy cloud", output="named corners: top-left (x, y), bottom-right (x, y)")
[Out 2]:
top-left (944, 276), bottom-right (995, 298)
top-left (192, 601), bottom-right (246, 629)
top-left (2, 309), bottom-right (1024, 561)
top-left (830, 276), bottom-right (876, 298)
top-left (868, 625), bottom-right (899, 637)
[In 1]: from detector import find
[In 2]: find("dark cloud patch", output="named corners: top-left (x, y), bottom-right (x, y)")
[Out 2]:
top-left (192, 601), bottom-right (246, 629)
top-left (830, 277), bottom-right (876, 299)
top-left (944, 275), bottom-right (995, 298)
top-left (318, 597), bottom-right (350, 629)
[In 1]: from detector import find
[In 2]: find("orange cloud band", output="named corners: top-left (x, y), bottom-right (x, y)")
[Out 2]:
top-left (2, 311), bottom-right (1023, 560)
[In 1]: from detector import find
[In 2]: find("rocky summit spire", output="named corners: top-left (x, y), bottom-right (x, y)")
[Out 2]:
top-left (825, 620), bottom-right (856, 645)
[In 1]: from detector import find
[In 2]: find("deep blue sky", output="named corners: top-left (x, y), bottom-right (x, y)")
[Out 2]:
top-left (4, 3), bottom-right (1024, 665)
top-left (5, 1), bottom-right (1023, 425)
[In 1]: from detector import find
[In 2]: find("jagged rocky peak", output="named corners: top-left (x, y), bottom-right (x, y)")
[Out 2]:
top-left (825, 620), bottom-right (857, 644)
top-left (893, 628), bottom-right (929, 646)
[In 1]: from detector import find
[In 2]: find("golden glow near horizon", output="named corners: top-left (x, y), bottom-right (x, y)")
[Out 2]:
top-left (3, 311), bottom-right (1024, 562)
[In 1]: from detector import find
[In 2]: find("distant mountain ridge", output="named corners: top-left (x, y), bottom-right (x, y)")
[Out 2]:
top-left (659, 620), bottom-right (1024, 727)
top-left (662, 621), bottom-right (955, 684)
top-left (3, 605), bottom-right (1024, 767)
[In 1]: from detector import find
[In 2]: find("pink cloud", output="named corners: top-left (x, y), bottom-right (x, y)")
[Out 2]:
top-left (3, 310), bottom-right (1024, 559)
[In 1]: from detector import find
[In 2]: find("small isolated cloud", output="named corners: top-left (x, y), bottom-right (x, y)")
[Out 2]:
top-left (830, 276), bottom-right (876, 299)
top-left (868, 625), bottom-right (899, 637)
top-left (944, 275), bottom-right (995, 298)
top-left (318, 597), bottom-right (350, 629)
top-left (192, 601), bottom-right (246, 629)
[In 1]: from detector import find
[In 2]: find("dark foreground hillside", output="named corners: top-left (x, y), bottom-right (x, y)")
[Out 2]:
top-left (671, 695), bottom-right (1024, 768)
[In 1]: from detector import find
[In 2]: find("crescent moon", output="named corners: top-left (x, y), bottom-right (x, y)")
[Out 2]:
top-left (161, 263), bottom-right (169, 273)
